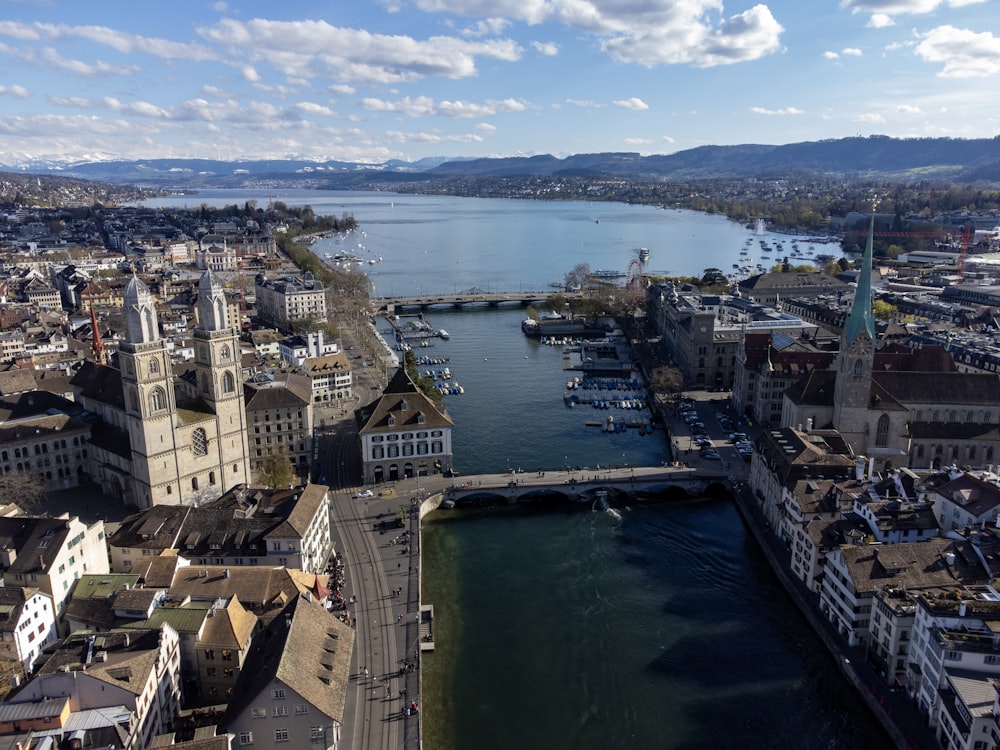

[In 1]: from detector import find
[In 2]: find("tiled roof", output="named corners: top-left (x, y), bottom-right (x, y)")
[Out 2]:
top-left (224, 594), bottom-right (353, 726)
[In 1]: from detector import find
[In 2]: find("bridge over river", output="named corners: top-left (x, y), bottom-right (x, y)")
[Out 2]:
top-left (354, 464), bottom-right (737, 514)
top-left (375, 289), bottom-right (581, 313)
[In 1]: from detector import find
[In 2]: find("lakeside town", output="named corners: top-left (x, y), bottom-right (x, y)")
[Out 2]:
top-left (3, 191), bottom-right (1000, 750)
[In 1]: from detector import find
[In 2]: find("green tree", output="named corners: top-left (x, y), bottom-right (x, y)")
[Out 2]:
top-left (871, 300), bottom-right (898, 320)
top-left (257, 451), bottom-right (297, 489)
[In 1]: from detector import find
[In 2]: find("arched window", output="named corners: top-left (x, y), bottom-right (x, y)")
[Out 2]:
top-left (916, 445), bottom-right (925, 459)
top-left (853, 359), bottom-right (863, 379)
top-left (192, 477), bottom-right (199, 491)
top-left (987, 446), bottom-right (995, 461)
top-left (949, 410), bottom-right (957, 422)
top-left (150, 387), bottom-right (166, 412)
top-left (220, 344), bottom-right (231, 362)
top-left (967, 410), bottom-right (975, 423)
top-left (223, 371), bottom-right (236, 394)
top-left (148, 357), bottom-right (159, 374)
top-left (209, 471), bottom-right (216, 485)
top-left (875, 414), bottom-right (889, 447)
top-left (192, 428), bottom-right (208, 457)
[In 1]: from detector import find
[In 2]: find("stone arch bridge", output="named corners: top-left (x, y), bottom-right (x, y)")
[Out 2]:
top-left (431, 466), bottom-right (731, 510)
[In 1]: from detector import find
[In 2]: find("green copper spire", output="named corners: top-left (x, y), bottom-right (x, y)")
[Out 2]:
top-left (844, 209), bottom-right (876, 348)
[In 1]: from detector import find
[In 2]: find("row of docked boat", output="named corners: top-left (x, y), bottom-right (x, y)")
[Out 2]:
top-left (416, 355), bottom-right (449, 366)
top-left (423, 367), bottom-right (452, 380)
top-left (567, 376), bottom-right (644, 391)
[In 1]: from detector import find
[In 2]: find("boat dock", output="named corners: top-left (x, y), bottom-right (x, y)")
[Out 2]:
top-left (419, 605), bottom-right (435, 651)
top-left (386, 313), bottom-right (451, 342)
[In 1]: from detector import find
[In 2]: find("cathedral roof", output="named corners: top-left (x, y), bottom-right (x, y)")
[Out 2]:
top-left (69, 361), bottom-right (125, 410)
top-left (873, 371), bottom-right (1000, 405)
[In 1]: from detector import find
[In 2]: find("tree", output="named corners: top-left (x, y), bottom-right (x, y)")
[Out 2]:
top-left (649, 365), bottom-right (683, 394)
top-left (871, 300), bottom-right (898, 320)
top-left (257, 451), bottom-right (297, 489)
top-left (564, 263), bottom-right (591, 290)
top-left (0, 471), bottom-right (47, 514)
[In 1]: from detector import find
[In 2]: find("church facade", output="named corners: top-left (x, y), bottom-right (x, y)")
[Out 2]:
top-left (72, 272), bottom-right (251, 508)
top-left (784, 213), bottom-right (1000, 471)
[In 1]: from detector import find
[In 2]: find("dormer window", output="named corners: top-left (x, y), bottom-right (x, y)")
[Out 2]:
top-left (387, 416), bottom-right (396, 427)
top-left (417, 414), bottom-right (425, 424)
top-left (400, 401), bottom-right (408, 412)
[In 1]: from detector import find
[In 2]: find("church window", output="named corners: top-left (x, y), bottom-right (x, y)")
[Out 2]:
top-left (915, 410), bottom-right (923, 421)
top-left (223, 371), bottom-right (236, 394)
top-left (150, 387), bottom-right (166, 412)
top-left (209, 471), bottom-right (216, 485)
top-left (193, 428), bottom-right (208, 457)
top-left (951, 445), bottom-right (959, 460)
top-left (233, 463), bottom-right (239, 473)
top-left (192, 477), bottom-right (199, 491)
top-left (221, 344), bottom-right (231, 361)
top-left (969, 446), bottom-right (977, 461)
top-left (933, 410), bottom-right (940, 422)
top-left (967, 411), bottom-right (975, 423)
top-left (916, 445), bottom-right (925, 459)
top-left (167, 486), bottom-right (172, 495)
top-left (985, 412), bottom-right (993, 424)
top-left (949, 410), bottom-right (957, 422)
top-left (988, 446), bottom-right (995, 461)
top-left (148, 357), bottom-right (159, 374)
top-left (875, 415), bottom-right (889, 447)
top-left (853, 360), bottom-right (863, 379)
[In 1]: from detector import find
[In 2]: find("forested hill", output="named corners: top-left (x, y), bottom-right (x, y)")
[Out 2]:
top-left (7, 134), bottom-right (1000, 188)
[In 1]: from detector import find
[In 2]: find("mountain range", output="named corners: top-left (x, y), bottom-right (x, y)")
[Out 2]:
top-left (5, 135), bottom-right (1000, 188)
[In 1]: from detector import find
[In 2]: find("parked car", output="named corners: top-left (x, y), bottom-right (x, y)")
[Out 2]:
top-left (353, 489), bottom-right (374, 499)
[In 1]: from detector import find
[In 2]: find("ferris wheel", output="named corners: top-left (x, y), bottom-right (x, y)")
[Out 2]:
top-left (626, 259), bottom-right (645, 306)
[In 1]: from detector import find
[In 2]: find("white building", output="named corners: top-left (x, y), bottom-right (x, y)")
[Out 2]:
top-left (0, 586), bottom-right (57, 673)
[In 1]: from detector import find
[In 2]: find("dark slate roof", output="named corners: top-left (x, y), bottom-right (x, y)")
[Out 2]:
top-left (784, 369), bottom-right (837, 409)
top-left (754, 427), bottom-right (856, 483)
top-left (739, 272), bottom-right (848, 292)
top-left (874, 371), bottom-right (1000, 405)
top-left (244, 382), bottom-right (309, 411)
top-left (908, 422), bottom-right (1000, 441)
top-left (70, 361), bottom-right (126, 410)
top-left (0, 516), bottom-right (73, 574)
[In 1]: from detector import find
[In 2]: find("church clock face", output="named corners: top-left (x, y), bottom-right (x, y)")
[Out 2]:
top-left (852, 338), bottom-right (872, 356)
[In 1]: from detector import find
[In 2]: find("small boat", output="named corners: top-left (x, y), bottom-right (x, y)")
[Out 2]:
top-left (438, 330), bottom-right (450, 340)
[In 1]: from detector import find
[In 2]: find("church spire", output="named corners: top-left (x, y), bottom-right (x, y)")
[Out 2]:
top-left (843, 203), bottom-right (877, 348)
top-left (88, 287), bottom-right (106, 365)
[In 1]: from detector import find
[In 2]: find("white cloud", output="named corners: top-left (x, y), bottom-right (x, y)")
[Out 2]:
top-left (384, 128), bottom-right (486, 145)
top-left (566, 98), bottom-right (602, 108)
top-left (841, 0), bottom-right (989, 27)
top-left (915, 25), bottom-right (1000, 77)
top-left (532, 41), bottom-right (559, 56)
top-left (624, 137), bottom-right (653, 145)
top-left (328, 84), bottom-right (357, 95)
top-left (294, 102), bottom-right (337, 117)
top-left (460, 18), bottom-right (510, 37)
top-left (823, 50), bottom-right (839, 59)
top-left (21, 21), bottom-right (217, 61)
top-left (614, 97), bottom-right (649, 110)
top-left (896, 104), bottom-right (923, 113)
top-left (662, 135), bottom-right (675, 143)
top-left (842, 47), bottom-right (863, 56)
top-left (408, 0), bottom-right (783, 68)
top-left (197, 18), bottom-right (522, 84)
top-left (241, 65), bottom-right (261, 83)
top-left (0, 84), bottom-right (28, 98)
top-left (476, 122), bottom-right (497, 133)
top-left (35, 46), bottom-right (138, 77)
top-left (854, 112), bottom-right (886, 122)
top-left (867, 13), bottom-right (895, 27)
top-left (359, 95), bottom-right (527, 118)
top-left (750, 106), bottom-right (804, 115)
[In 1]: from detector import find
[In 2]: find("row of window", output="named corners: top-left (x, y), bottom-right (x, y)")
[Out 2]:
top-left (371, 431), bottom-right (443, 442)
top-left (239, 727), bottom-right (325, 745)
top-left (3, 437), bottom-right (82, 460)
top-left (371, 442), bottom-right (442, 459)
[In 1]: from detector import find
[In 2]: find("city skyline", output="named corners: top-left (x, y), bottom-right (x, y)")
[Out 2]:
top-left (0, 0), bottom-right (997, 166)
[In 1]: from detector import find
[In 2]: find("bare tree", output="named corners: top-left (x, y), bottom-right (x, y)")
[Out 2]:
top-left (256, 450), bottom-right (297, 490)
top-left (0, 471), bottom-right (47, 515)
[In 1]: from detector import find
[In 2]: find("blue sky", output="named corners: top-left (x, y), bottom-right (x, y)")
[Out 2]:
top-left (0, 0), bottom-right (997, 165)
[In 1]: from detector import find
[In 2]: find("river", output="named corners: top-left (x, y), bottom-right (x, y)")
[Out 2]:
top-left (141, 189), bottom-right (885, 747)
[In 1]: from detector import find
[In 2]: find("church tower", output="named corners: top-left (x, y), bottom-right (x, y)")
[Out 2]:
top-left (119, 275), bottom-right (179, 508)
top-left (833, 208), bottom-right (877, 447)
top-left (193, 271), bottom-right (251, 491)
